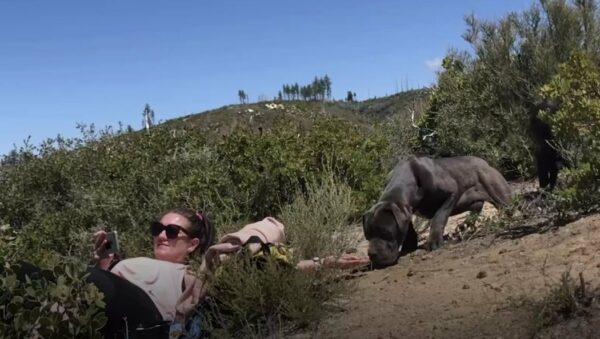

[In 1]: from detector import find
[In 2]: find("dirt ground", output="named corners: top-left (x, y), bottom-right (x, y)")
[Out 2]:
top-left (315, 196), bottom-right (600, 338)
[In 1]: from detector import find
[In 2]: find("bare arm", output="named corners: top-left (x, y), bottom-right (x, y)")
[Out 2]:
top-left (296, 254), bottom-right (370, 272)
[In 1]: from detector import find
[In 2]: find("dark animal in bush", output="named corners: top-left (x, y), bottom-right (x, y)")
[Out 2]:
top-left (528, 100), bottom-right (561, 190)
top-left (363, 156), bottom-right (511, 268)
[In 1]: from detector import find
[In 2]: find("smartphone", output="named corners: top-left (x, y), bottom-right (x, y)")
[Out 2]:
top-left (104, 231), bottom-right (120, 254)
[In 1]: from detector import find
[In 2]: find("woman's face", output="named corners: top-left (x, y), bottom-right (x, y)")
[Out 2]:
top-left (153, 212), bottom-right (200, 263)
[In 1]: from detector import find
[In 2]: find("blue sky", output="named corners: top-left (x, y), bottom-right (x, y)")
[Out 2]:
top-left (0, 0), bottom-right (533, 156)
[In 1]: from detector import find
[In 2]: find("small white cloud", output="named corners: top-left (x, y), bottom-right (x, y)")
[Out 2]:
top-left (424, 57), bottom-right (443, 72)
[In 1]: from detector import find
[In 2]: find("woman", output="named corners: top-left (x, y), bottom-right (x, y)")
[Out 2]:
top-left (6, 208), bottom-right (368, 337)
top-left (91, 208), bottom-right (216, 336)
top-left (93, 207), bottom-right (368, 333)
top-left (1, 208), bottom-right (213, 338)
top-left (92, 208), bottom-right (214, 330)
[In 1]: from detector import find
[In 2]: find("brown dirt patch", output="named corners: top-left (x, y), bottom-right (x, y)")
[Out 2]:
top-left (316, 214), bottom-right (600, 339)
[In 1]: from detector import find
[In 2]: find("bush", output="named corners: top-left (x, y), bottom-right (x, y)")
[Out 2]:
top-left (217, 116), bottom-right (391, 219)
top-left (0, 262), bottom-right (106, 338)
top-left (202, 172), bottom-right (360, 337)
top-left (216, 120), bottom-right (308, 221)
top-left (202, 256), bottom-right (352, 338)
top-left (416, 1), bottom-right (600, 179)
top-left (540, 50), bottom-right (600, 211)
top-left (417, 51), bottom-right (533, 178)
top-left (280, 171), bottom-right (358, 260)
top-left (0, 111), bottom-right (387, 334)
top-left (533, 270), bottom-right (593, 332)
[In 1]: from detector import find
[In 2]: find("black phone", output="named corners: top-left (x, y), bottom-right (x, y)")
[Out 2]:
top-left (104, 231), bottom-right (120, 254)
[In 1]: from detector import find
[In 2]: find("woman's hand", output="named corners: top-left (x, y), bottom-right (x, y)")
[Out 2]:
top-left (93, 230), bottom-right (115, 270)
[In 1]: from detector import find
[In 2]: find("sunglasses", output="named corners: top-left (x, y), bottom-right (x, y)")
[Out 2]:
top-left (150, 221), bottom-right (192, 239)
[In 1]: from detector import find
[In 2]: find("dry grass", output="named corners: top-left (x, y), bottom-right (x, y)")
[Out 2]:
top-left (200, 172), bottom-right (360, 338)
top-left (529, 268), bottom-right (597, 338)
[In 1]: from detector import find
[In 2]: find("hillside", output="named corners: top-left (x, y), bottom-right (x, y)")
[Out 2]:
top-left (320, 213), bottom-right (600, 339)
top-left (3, 82), bottom-right (598, 338)
top-left (160, 88), bottom-right (430, 135)
top-left (313, 182), bottom-right (600, 339)
top-left (358, 89), bottom-right (431, 119)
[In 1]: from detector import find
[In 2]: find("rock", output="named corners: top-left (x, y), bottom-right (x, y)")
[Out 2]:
top-left (462, 284), bottom-right (470, 290)
top-left (265, 103), bottom-right (285, 110)
top-left (487, 283), bottom-right (502, 292)
top-left (476, 271), bottom-right (487, 279)
top-left (410, 249), bottom-right (427, 257)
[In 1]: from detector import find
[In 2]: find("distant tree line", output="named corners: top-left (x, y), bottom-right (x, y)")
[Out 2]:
top-left (279, 75), bottom-right (332, 101)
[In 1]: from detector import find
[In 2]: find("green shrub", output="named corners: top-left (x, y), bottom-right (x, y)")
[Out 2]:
top-left (416, 1), bottom-right (600, 178)
top-left (0, 262), bottom-right (106, 338)
top-left (280, 171), bottom-right (358, 260)
top-left (540, 50), bottom-right (600, 211)
top-left (216, 120), bottom-right (308, 220)
top-left (0, 114), bottom-right (389, 255)
top-left (417, 51), bottom-right (533, 178)
top-left (0, 110), bottom-right (387, 334)
top-left (202, 256), bottom-right (351, 338)
top-left (217, 116), bottom-right (391, 219)
top-left (307, 119), bottom-right (391, 212)
top-left (202, 173), bottom-right (359, 337)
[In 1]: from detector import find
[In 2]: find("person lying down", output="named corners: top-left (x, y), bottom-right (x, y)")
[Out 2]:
top-left (89, 208), bottom-right (370, 336)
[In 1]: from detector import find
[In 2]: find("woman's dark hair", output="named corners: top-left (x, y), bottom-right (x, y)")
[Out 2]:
top-left (161, 208), bottom-right (216, 256)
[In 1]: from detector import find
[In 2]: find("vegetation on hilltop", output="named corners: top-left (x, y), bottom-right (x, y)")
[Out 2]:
top-left (0, 111), bottom-right (394, 337)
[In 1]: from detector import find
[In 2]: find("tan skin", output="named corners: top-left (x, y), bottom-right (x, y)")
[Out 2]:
top-left (94, 212), bottom-right (369, 272)
top-left (94, 212), bottom-right (201, 270)
top-left (296, 254), bottom-right (370, 272)
top-left (151, 213), bottom-right (200, 263)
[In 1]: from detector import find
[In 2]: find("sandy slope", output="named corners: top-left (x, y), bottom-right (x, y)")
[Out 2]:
top-left (317, 213), bottom-right (600, 339)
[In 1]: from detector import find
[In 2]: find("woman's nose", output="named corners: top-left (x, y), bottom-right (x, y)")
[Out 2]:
top-left (156, 230), bottom-right (168, 240)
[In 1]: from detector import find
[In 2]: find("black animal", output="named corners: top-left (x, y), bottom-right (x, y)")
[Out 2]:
top-left (528, 100), bottom-right (561, 190)
top-left (363, 156), bottom-right (511, 268)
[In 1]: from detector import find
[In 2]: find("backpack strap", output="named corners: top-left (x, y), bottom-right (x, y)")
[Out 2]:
top-left (245, 235), bottom-right (271, 256)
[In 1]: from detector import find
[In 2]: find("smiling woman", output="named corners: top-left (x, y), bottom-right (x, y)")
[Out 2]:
top-left (151, 212), bottom-right (202, 263)
top-left (95, 208), bottom-right (213, 270)
top-left (90, 207), bottom-right (216, 336)
top-left (1, 207), bottom-right (217, 338)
